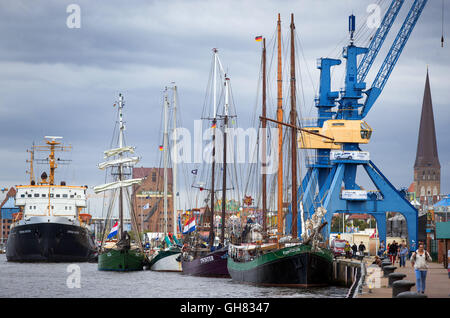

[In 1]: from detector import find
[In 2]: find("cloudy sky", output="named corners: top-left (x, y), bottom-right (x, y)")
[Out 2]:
top-left (0, 0), bottom-right (449, 215)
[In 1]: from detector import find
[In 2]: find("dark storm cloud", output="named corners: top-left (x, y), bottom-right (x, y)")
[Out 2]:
top-left (0, 0), bottom-right (449, 214)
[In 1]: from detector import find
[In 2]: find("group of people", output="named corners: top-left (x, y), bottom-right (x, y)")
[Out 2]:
top-left (382, 240), bottom-right (410, 268)
top-left (344, 241), bottom-right (366, 259)
top-left (377, 239), bottom-right (432, 294)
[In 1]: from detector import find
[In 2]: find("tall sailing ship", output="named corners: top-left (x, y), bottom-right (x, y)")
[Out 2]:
top-left (227, 14), bottom-right (334, 287)
top-left (95, 93), bottom-right (147, 271)
top-left (6, 137), bottom-right (97, 262)
top-left (180, 49), bottom-right (232, 278)
top-left (147, 85), bottom-right (182, 272)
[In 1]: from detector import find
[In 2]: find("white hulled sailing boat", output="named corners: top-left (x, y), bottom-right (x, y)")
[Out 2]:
top-left (148, 85), bottom-right (183, 272)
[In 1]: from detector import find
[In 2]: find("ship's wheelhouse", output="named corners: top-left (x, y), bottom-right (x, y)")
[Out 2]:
top-left (15, 185), bottom-right (87, 218)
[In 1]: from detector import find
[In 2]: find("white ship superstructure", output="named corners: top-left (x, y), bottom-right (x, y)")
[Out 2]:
top-left (6, 137), bottom-right (97, 262)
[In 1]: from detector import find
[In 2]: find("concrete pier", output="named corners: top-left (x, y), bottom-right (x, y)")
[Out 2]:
top-left (357, 256), bottom-right (449, 298)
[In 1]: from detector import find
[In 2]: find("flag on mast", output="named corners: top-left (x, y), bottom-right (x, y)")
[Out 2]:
top-left (107, 221), bottom-right (119, 239)
top-left (255, 35), bottom-right (263, 41)
top-left (182, 217), bottom-right (196, 234)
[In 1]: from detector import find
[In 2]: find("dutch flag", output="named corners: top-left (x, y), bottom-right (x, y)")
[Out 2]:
top-left (182, 217), bottom-right (196, 235)
top-left (107, 221), bottom-right (119, 239)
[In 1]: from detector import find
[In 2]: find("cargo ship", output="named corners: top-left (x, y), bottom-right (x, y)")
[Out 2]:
top-left (6, 137), bottom-right (97, 262)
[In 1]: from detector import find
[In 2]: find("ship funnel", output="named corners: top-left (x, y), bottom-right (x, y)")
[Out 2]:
top-left (41, 172), bottom-right (48, 183)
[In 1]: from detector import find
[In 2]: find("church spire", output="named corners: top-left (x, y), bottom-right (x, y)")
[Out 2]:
top-left (414, 69), bottom-right (440, 169)
top-left (413, 69), bottom-right (440, 202)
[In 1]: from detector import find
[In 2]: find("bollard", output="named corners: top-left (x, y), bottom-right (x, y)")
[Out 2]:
top-left (395, 291), bottom-right (427, 298)
top-left (383, 265), bottom-right (397, 277)
top-left (392, 280), bottom-right (415, 297)
top-left (381, 261), bottom-right (392, 269)
top-left (388, 272), bottom-right (406, 287)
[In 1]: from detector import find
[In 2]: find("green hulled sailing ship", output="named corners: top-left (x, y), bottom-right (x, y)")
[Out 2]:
top-left (95, 93), bottom-right (147, 271)
top-left (227, 14), bottom-right (333, 287)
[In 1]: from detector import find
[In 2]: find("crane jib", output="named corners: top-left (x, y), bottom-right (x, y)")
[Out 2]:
top-left (362, 0), bottom-right (428, 119)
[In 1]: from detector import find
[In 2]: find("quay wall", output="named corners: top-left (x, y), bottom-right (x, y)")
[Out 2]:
top-left (331, 258), bottom-right (365, 297)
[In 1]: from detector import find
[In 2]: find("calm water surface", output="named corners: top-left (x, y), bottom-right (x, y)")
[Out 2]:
top-left (0, 254), bottom-right (347, 298)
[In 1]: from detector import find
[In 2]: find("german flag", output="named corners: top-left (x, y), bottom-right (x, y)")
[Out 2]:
top-left (255, 35), bottom-right (263, 42)
top-left (211, 122), bottom-right (217, 129)
top-left (159, 145), bottom-right (163, 151)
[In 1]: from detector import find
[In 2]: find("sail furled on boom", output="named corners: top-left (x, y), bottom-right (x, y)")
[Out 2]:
top-left (94, 178), bottom-right (144, 193)
top-left (103, 146), bottom-right (135, 159)
top-left (98, 156), bottom-right (140, 170)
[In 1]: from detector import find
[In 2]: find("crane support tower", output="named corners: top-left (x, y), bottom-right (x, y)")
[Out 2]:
top-left (286, 0), bottom-right (428, 252)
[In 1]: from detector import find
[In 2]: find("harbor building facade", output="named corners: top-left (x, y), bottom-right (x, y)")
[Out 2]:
top-left (132, 167), bottom-right (174, 233)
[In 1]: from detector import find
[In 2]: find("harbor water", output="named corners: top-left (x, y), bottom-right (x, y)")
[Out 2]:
top-left (0, 255), bottom-right (347, 298)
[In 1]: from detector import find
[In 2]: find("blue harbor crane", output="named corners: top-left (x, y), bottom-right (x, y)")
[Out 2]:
top-left (286, 0), bottom-right (428, 252)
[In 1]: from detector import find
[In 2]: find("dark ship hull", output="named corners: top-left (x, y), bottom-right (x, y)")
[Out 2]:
top-left (97, 248), bottom-right (146, 271)
top-left (6, 218), bottom-right (97, 262)
top-left (227, 244), bottom-right (333, 287)
top-left (181, 248), bottom-right (229, 278)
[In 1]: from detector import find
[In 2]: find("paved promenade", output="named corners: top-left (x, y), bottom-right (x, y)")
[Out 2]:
top-left (358, 256), bottom-right (449, 298)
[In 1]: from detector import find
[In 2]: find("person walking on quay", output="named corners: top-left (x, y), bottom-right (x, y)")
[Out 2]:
top-left (398, 243), bottom-right (408, 267)
top-left (410, 242), bottom-right (432, 294)
top-left (378, 240), bottom-right (385, 257)
top-left (358, 241), bottom-right (366, 259)
top-left (389, 240), bottom-right (398, 264)
top-left (394, 241), bottom-right (399, 263)
top-left (351, 243), bottom-right (358, 258)
top-left (344, 242), bottom-right (351, 259)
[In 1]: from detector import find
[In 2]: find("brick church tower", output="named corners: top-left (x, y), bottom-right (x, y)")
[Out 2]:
top-left (413, 70), bottom-right (440, 205)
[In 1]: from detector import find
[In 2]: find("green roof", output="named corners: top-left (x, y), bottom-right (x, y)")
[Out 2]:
top-left (436, 222), bottom-right (450, 239)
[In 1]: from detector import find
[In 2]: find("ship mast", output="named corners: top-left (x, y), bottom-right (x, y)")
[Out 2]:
top-left (290, 14), bottom-right (298, 239)
top-left (261, 38), bottom-right (267, 234)
top-left (163, 88), bottom-right (169, 236)
top-left (26, 143), bottom-right (35, 185)
top-left (208, 48), bottom-right (218, 248)
top-left (33, 137), bottom-right (71, 216)
top-left (118, 93), bottom-right (125, 238)
top-left (276, 13), bottom-right (284, 245)
top-left (221, 76), bottom-right (230, 245)
top-left (172, 84), bottom-right (178, 237)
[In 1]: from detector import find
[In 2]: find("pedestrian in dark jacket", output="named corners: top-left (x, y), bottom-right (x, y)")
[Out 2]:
top-left (358, 241), bottom-right (366, 258)
top-left (351, 243), bottom-right (358, 258)
top-left (389, 240), bottom-right (398, 264)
